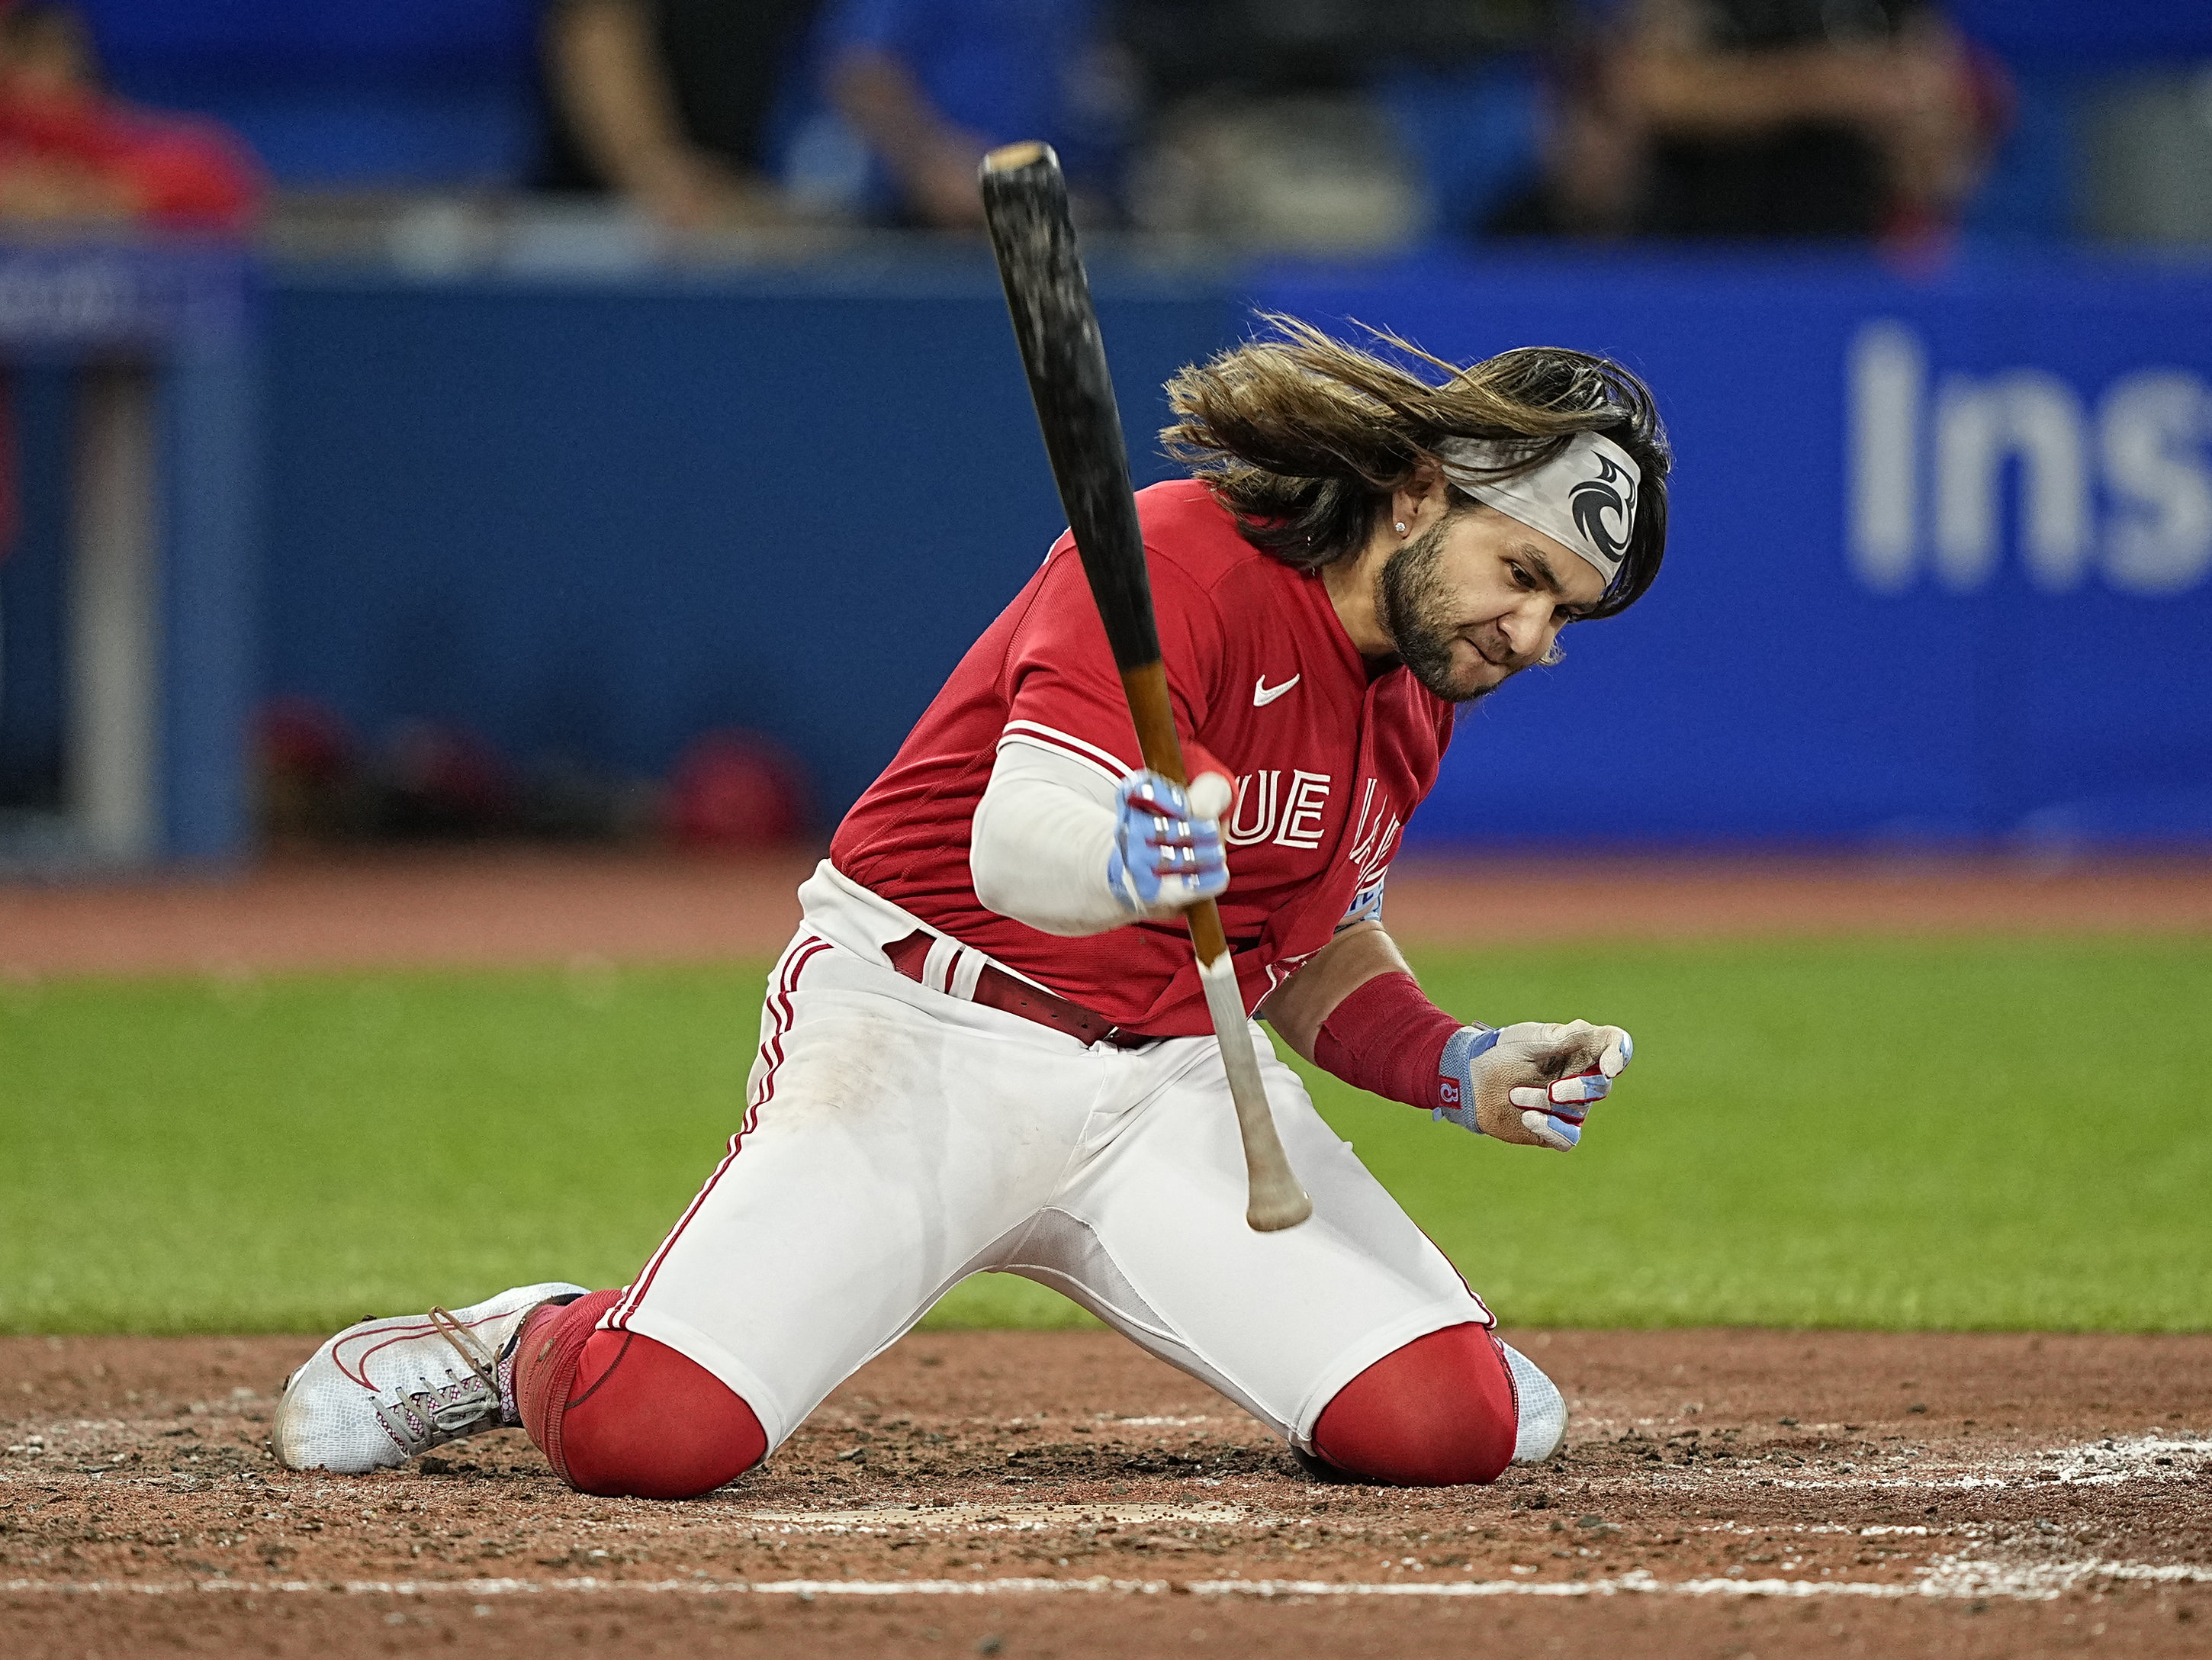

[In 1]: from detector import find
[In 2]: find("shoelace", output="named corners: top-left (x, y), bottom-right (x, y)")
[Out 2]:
top-left (370, 1308), bottom-right (506, 1451)
top-left (428, 1306), bottom-right (500, 1394)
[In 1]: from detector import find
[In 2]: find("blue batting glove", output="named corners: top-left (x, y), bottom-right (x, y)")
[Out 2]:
top-left (1107, 770), bottom-right (1229, 915)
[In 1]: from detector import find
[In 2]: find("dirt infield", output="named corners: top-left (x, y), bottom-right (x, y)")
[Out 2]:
top-left (2, 1329), bottom-right (2207, 1658)
top-left (4, 848), bottom-right (2208, 979)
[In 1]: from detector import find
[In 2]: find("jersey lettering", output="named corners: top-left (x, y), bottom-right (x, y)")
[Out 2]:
top-left (1225, 771), bottom-right (1280, 846)
top-left (1345, 780), bottom-right (1401, 877)
top-left (1275, 770), bottom-right (1332, 849)
top-left (1342, 779), bottom-right (1402, 922)
top-left (1226, 769), bottom-right (1336, 850)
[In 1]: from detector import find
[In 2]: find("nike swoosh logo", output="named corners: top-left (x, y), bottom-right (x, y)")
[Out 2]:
top-left (1252, 674), bottom-right (1301, 707)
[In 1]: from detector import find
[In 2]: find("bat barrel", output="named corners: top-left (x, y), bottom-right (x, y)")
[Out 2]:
top-left (979, 144), bottom-right (1160, 675)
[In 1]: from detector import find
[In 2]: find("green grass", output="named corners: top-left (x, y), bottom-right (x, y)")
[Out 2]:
top-left (1, 938), bottom-right (2206, 1334)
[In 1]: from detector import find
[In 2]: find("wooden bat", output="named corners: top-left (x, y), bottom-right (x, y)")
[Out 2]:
top-left (979, 140), bottom-right (1313, 1234)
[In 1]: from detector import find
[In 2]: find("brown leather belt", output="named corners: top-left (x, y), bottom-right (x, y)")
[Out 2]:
top-left (883, 929), bottom-right (1155, 1049)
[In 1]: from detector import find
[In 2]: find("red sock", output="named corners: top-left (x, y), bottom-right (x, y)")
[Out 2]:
top-left (1310, 1323), bottom-right (1518, 1486)
top-left (512, 1291), bottom-right (766, 1498)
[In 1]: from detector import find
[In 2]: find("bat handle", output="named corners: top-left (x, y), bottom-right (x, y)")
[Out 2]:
top-left (1119, 661), bottom-right (1188, 780)
top-left (1119, 661), bottom-right (1239, 962)
top-left (1120, 662), bottom-right (1312, 1231)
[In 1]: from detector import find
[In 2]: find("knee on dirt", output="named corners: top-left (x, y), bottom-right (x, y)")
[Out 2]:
top-left (517, 1295), bottom-right (767, 1500)
top-left (1310, 1322), bottom-right (1517, 1487)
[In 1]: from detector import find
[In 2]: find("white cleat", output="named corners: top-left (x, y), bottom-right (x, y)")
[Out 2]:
top-left (1501, 1342), bottom-right (1567, 1463)
top-left (271, 1281), bottom-right (585, 1474)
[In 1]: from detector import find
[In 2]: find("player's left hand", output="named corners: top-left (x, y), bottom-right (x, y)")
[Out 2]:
top-left (1432, 1019), bottom-right (1633, 1151)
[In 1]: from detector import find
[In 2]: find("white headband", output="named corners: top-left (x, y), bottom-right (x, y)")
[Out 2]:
top-left (1436, 431), bottom-right (1641, 587)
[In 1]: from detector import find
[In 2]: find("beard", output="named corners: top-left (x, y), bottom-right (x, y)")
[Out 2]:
top-left (1376, 519), bottom-right (1513, 705)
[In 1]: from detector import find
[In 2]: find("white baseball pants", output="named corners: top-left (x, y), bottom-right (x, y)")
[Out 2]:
top-left (601, 862), bottom-right (1493, 1455)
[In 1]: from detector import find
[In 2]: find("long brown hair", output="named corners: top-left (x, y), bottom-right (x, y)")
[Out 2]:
top-left (1161, 314), bottom-right (1670, 618)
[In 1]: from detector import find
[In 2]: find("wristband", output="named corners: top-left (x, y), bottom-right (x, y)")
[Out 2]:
top-left (1432, 1024), bottom-right (1503, 1131)
top-left (1311, 971), bottom-right (1479, 1113)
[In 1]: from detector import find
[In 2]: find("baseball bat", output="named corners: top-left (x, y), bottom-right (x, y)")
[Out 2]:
top-left (979, 141), bottom-right (1312, 1234)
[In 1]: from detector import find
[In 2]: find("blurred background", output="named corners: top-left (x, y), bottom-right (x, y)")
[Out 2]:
top-left (0, 0), bottom-right (2209, 867)
top-left (0, 2), bottom-right (2207, 1344)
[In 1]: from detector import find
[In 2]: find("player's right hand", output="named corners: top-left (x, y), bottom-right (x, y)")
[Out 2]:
top-left (1433, 1019), bottom-right (1634, 1151)
top-left (1107, 770), bottom-right (1229, 917)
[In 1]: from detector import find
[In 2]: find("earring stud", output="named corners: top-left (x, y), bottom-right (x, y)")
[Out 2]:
top-left (1394, 521), bottom-right (1407, 535)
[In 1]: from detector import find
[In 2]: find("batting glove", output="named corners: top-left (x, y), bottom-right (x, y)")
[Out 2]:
top-left (1433, 1019), bottom-right (1634, 1151)
top-left (1107, 770), bottom-right (1229, 917)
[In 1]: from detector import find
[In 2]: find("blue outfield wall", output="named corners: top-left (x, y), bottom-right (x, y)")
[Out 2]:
top-left (262, 259), bottom-right (1235, 822)
top-left (1251, 253), bottom-right (2212, 849)
top-left (259, 249), bottom-right (2212, 848)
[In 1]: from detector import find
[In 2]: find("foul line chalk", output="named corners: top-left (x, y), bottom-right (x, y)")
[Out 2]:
top-left (6, 1559), bottom-right (2208, 1604)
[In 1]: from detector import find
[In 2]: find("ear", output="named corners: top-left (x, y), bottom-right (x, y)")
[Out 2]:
top-left (1391, 462), bottom-right (1446, 531)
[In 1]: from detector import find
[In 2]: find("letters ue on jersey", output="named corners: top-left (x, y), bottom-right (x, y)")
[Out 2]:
top-left (831, 479), bottom-right (1459, 1037)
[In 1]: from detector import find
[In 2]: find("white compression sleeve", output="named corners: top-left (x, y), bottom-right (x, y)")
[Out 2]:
top-left (969, 738), bottom-right (1132, 938)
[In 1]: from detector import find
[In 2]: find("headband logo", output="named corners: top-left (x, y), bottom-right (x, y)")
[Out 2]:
top-left (1569, 452), bottom-right (1635, 565)
top-left (1439, 429), bottom-right (1642, 584)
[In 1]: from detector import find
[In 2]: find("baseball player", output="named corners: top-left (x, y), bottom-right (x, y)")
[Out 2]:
top-left (273, 317), bottom-right (1669, 1496)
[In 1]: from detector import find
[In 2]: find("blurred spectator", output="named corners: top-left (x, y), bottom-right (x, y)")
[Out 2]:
top-left (368, 721), bottom-right (519, 842)
top-left (538, 0), bottom-right (823, 229)
top-left (0, 2), bottom-right (259, 233)
top-left (822, 0), bottom-right (1127, 229)
top-left (259, 697), bottom-right (359, 850)
top-left (1115, 0), bottom-right (1557, 250)
top-left (256, 699), bottom-right (668, 849)
top-left (1501, 0), bottom-right (2001, 240)
top-left (665, 730), bottom-right (811, 851)
top-left (0, 1), bottom-right (259, 689)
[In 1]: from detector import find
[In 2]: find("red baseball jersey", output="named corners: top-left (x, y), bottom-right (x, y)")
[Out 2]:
top-left (830, 479), bottom-right (1458, 1035)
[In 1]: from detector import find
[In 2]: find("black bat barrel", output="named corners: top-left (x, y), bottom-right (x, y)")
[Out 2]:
top-left (979, 143), bottom-right (1160, 674)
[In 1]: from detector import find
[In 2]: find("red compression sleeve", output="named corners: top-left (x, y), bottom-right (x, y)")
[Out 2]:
top-left (1311, 970), bottom-right (1466, 1112)
top-left (513, 1292), bottom-right (766, 1498)
top-left (1311, 1322), bottom-right (1518, 1486)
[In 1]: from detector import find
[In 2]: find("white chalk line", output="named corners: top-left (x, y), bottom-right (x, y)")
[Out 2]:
top-left (1618, 1433), bottom-right (2210, 1496)
top-left (738, 1501), bottom-right (1246, 1535)
top-left (5, 1559), bottom-right (2207, 1604)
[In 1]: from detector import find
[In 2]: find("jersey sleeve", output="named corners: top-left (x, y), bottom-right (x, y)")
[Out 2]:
top-left (998, 540), bottom-right (1228, 787)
